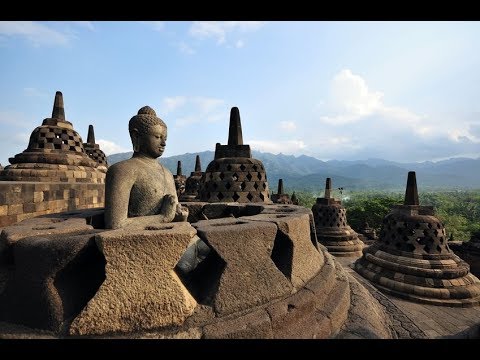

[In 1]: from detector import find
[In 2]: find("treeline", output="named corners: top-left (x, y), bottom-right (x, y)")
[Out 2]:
top-left (293, 189), bottom-right (480, 242)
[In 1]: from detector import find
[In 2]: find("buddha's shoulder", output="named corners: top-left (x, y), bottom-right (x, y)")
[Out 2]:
top-left (107, 158), bottom-right (142, 175)
top-left (159, 163), bottom-right (173, 177)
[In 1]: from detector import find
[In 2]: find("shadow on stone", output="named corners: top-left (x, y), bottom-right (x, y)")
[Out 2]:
top-left (175, 243), bottom-right (226, 306)
top-left (271, 231), bottom-right (293, 280)
top-left (54, 237), bottom-right (106, 327)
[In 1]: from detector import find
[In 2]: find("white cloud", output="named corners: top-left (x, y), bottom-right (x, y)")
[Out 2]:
top-left (23, 87), bottom-right (48, 98)
top-left (161, 96), bottom-right (187, 114)
top-left (0, 111), bottom-right (34, 129)
top-left (97, 139), bottom-right (129, 155)
top-left (279, 121), bottom-right (296, 132)
top-left (159, 96), bottom-right (226, 128)
top-left (319, 69), bottom-right (423, 126)
top-left (192, 97), bottom-right (224, 114)
top-left (189, 21), bottom-right (265, 45)
top-left (71, 21), bottom-right (95, 31)
top-left (177, 41), bottom-right (195, 55)
top-left (142, 21), bottom-right (165, 32)
top-left (248, 139), bottom-right (306, 154)
top-left (235, 40), bottom-right (244, 48)
top-left (0, 21), bottom-right (69, 47)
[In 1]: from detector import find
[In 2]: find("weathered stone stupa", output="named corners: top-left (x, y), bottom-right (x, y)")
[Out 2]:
top-left (291, 192), bottom-right (299, 205)
top-left (179, 155), bottom-right (204, 202)
top-left (311, 178), bottom-right (364, 257)
top-left (358, 221), bottom-right (378, 244)
top-left (354, 171), bottom-right (480, 307)
top-left (173, 161), bottom-right (187, 198)
top-left (271, 179), bottom-right (293, 204)
top-left (83, 125), bottom-right (108, 171)
top-left (0, 91), bottom-right (105, 183)
top-left (198, 107), bottom-right (271, 203)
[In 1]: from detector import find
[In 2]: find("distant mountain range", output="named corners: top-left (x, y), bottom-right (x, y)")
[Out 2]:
top-left (107, 151), bottom-right (480, 192)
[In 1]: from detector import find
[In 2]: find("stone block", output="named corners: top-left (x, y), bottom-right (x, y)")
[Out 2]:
top-left (69, 222), bottom-right (198, 336)
top-left (195, 217), bottom-right (292, 316)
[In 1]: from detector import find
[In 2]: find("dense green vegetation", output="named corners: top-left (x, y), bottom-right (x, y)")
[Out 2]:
top-left (293, 189), bottom-right (480, 242)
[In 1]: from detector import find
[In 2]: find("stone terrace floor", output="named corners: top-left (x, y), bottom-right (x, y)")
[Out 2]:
top-left (336, 255), bottom-right (480, 339)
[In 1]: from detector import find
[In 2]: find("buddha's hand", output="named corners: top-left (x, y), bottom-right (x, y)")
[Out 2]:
top-left (160, 194), bottom-right (177, 221)
top-left (174, 203), bottom-right (189, 222)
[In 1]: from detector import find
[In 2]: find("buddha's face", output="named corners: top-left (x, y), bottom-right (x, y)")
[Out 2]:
top-left (138, 124), bottom-right (167, 159)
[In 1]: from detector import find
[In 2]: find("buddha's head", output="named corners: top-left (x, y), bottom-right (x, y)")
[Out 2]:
top-left (129, 106), bottom-right (167, 159)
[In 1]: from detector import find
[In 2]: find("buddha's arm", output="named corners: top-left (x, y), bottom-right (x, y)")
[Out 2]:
top-left (104, 164), bottom-right (137, 229)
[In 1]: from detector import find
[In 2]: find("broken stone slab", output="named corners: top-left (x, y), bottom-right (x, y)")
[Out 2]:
top-left (69, 222), bottom-right (198, 336)
top-left (243, 212), bottom-right (323, 289)
top-left (0, 230), bottom-right (104, 332)
top-left (0, 217), bottom-right (93, 265)
top-left (194, 217), bottom-right (292, 316)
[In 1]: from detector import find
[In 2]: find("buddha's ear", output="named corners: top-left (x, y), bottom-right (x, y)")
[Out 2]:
top-left (130, 128), bottom-right (140, 152)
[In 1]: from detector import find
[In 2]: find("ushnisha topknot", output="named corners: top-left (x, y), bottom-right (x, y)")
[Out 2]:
top-left (129, 106), bottom-right (166, 136)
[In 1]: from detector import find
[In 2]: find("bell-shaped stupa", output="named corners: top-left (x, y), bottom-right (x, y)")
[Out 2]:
top-left (198, 107), bottom-right (271, 203)
top-left (311, 178), bottom-right (364, 257)
top-left (354, 171), bottom-right (480, 307)
top-left (173, 160), bottom-right (187, 198)
top-left (83, 125), bottom-right (108, 171)
top-left (179, 155), bottom-right (204, 202)
top-left (0, 91), bottom-right (104, 183)
top-left (271, 179), bottom-right (293, 204)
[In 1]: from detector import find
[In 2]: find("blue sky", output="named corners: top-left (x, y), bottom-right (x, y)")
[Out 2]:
top-left (0, 21), bottom-right (479, 166)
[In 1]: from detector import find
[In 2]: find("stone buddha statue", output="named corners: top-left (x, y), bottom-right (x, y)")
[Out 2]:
top-left (104, 106), bottom-right (188, 229)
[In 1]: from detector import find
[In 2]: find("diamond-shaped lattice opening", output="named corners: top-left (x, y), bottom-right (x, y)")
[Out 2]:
top-left (428, 223), bottom-right (433, 229)
top-left (217, 192), bottom-right (224, 200)
top-left (415, 222), bottom-right (421, 229)
top-left (395, 242), bottom-right (402, 249)
top-left (225, 182), bottom-right (231, 190)
top-left (257, 173), bottom-right (262, 180)
top-left (219, 172), bottom-right (225, 180)
top-left (247, 193), bottom-right (254, 201)
top-left (405, 243), bottom-right (416, 252)
top-left (240, 164), bottom-right (246, 171)
top-left (253, 183), bottom-right (259, 190)
top-left (54, 143), bottom-right (62, 150)
top-left (175, 241), bottom-right (226, 306)
top-left (252, 164), bottom-right (258, 171)
top-left (415, 237), bottom-right (422, 243)
top-left (39, 143), bottom-right (45, 148)
top-left (402, 235), bottom-right (410, 242)
top-left (213, 183), bottom-right (218, 190)
top-left (342, 221), bottom-right (346, 226)
top-left (439, 237), bottom-right (444, 244)
top-left (423, 245), bottom-right (431, 253)
top-left (232, 192), bottom-right (240, 202)
top-left (336, 223), bottom-right (340, 227)
top-left (54, 236), bottom-right (106, 321)
top-left (436, 245), bottom-right (442, 253)
top-left (240, 181), bottom-right (246, 190)
top-left (246, 173), bottom-right (253, 181)
top-left (260, 193), bottom-right (265, 201)
top-left (434, 229), bottom-right (439, 236)
top-left (409, 229), bottom-right (416, 235)
top-left (227, 164), bottom-right (232, 171)
top-left (437, 223), bottom-right (442, 229)
top-left (262, 183), bottom-right (266, 189)
top-left (271, 230), bottom-right (293, 280)
top-left (423, 229), bottom-right (429, 236)
top-left (232, 173), bottom-right (238, 181)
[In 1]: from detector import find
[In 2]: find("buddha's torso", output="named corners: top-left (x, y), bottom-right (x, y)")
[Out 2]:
top-left (127, 157), bottom-right (176, 217)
